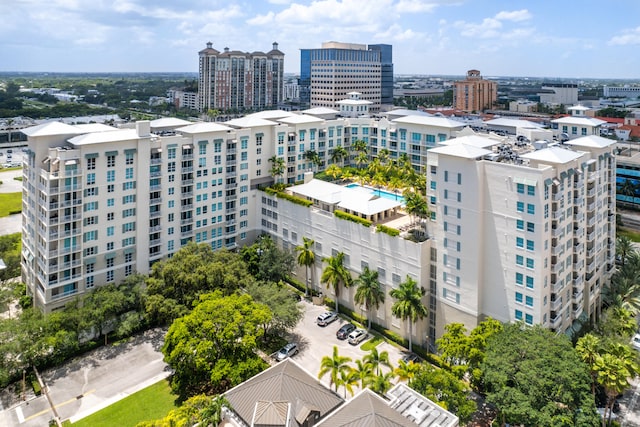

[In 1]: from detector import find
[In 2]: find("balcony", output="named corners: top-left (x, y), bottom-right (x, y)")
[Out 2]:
top-left (182, 203), bottom-right (193, 211)
top-left (51, 288), bottom-right (79, 301)
top-left (181, 191), bottom-right (193, 198)
top-left (149, 225), bottom-right (162, 233)
top-left (587, 202), bottom-right (595, 211)
top-left (182, 179), bottom-right (194, 185)
top-left (60, 199), bottom-right (82, 208)
top-left (552, 227), bottom-right (563, 238)
top-left (552, 192), bottom-right (563, 201)
top-left (150, 157), bottom-right (162, 165)
top-left (150, 171), bottom-right (162, 178)
top-left (60, 259), bottom-right (82, 270)
top-left (574, 242), bottom-right (584, 253)
top-left (550, 297), bottom-right (563, 311)
top-left (149, 197), bottom-right (162, 205)
top-left (572, 291), bottom-right (584, 304)
top-left (182, 166), bottom-right (194, 173)
top-left (150, 210), bottom-right (162, 219)
top-left (588, 172), bottom-right (597, 182)
top-left (182, 154), bottom-right (194, 160)
top-left (551, 280), bottom-right (564, 294)
top-left (60, 214), bottom-right (82, 223)
top-left (60, 245), bottom-right (80, 255)
top-left (150, 184), bottom-right (162, 191)
top-left (551, 262), bottom-right (563, 274)
top-left (573, 277), bottom-right (584, 292)
top-left (180, 218), bottom-right (193, 225)
top-left (573, 197), bottom-right (584, 205)
top-left (586, 231), bottom-right (595, 241)
top-left (549, 314), bottom-right (562, 329)
top-left (573, 304), bottom-right (584, 318)
top-left (181, 230), bottom-right (192, 237)
top-left (149, 238), bottom-right (161, 246)
top-left (587, 216), bottom-right (596, 227)
top-left (586, 261), bottom-right (596, 274)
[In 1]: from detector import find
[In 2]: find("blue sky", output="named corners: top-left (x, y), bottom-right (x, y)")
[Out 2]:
top-left (2, 0), bottom-right (640, 79)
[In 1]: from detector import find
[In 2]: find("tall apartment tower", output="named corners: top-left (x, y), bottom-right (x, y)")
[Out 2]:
top-left (453, 69), bottom-right (497, 113)
top-left (300, 41), bottom-right (392, 113)
top-left (426, 135), bottom-right (616, 337)
top-left (198, 42), bottom-right (284, 112)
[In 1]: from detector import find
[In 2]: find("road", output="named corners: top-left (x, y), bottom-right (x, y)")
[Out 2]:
top-left (0, 328), bottom-right (170, 427)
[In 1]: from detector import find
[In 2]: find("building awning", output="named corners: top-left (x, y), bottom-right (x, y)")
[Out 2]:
top-left (544, 178), bottom-right (553, 186)
top-left (552, 178), bottom-right (560, 185)
top-left (124, 247), bottom-right (135, 255)
top-left (513, 177), bottom-right (537, 186)
top-left (152, 147), bottom-right (162, 153)
top-left (197, 140), bottom-right (208, 145)
top-left (104, 252), bottom-right (116, 260)
top-left (255, 132), bottom-right (264, 137)
top-left (84, 257), bottom-right (96, 265)
top-left (182, 144), bottom-right (193, 149)
top-left (65, 159), bottom-right (78, 165)
top-left (124, 148), bottom-right (137, 154)
top-left (560, 171), bottom-right (568, 180)
top-left (568, 169), bottom-right (575, 176)
top-left (105, 150), bottom-right (118, 156)
top-left (214, 138), bottom-right (224, 144)
top-left (84, 153), bottom-right (99, 159)
top-left (288, 132), bottom-right (296, 136)
top-left (167, 144), bottom-right (177, 148)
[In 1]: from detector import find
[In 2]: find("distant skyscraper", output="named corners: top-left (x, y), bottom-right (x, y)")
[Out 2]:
top-left (299, 41), bottom-right (393, 113)
top-left (453, 69), bottom-right (497, 112)
top-left (198, 42), bottom-right (284, 113)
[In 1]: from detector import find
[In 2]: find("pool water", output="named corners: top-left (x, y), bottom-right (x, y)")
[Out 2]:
top-left (346, 183), bottom-right (405, 204)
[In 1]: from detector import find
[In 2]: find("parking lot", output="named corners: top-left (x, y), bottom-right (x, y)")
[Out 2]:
top-left (0, 147), bottom-right (26, 168)
top-left (285, 299), bottom-right (406, 392)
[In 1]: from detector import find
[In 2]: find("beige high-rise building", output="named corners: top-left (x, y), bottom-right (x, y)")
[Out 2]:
top-left (453, 69), bottom-right (497, 113)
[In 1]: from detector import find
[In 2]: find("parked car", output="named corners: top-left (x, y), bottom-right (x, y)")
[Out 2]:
top-left (401, 352), bottom-right (420, 364)
top-left (631, 334), bottom-right (640, 351)
top-left (317, 311), bottom-right (338, 326)
top-left (336, 323), bottom-right (356, 340)
top-left (348, 328), bottom-right (368, 345)
top-left (275, 342), bottom-right (298, 361)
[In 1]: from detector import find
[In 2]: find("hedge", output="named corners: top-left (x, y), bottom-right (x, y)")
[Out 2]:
top-left (334, 210), bottom-right (372, 227)
top-left (32, 379), bottom-right (41, 396)
top-left (264, 187), bottom-right (313, 207)
top-left (376, 224), bottom-right (400, 236)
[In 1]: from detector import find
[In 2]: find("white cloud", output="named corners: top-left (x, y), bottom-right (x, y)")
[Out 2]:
top-left (454, 17), bottom-right (502, 38)
top-left (395, 0), bottom-right (439, 13)
top-left (268, 0), bottom-right (291, 4)
top-left (376, 24), bottom-right (428, 42)
top-left (609, 27), bottom-right (640, 46)
top-left (495, 9), bottom-right (532, 22)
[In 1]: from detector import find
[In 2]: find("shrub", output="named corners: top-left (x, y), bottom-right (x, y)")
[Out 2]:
top-left (376, 224), bottom-right (400, 236)
top-left (334, 210), bottom-right (372, 227)
top-left (264, 187), bottom-right (313, 207)
top-left (32, 379), bottom-right (41, 396)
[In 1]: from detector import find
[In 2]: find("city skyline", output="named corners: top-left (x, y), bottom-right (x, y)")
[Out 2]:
top-left (2, 0), bottom-right (640, 79)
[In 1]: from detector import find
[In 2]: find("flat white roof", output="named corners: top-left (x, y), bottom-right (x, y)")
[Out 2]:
top-left (245, 110), bottom-right (295, 120)
top-left (302, 107), bottom-right (339, 115)
top-left (68, 128), bottom-right (140, 146)
top-left (289, 179), bottom-right (401, 216)
top-left (439, 134), bottom-right (498, 149)
top-left (565, 135), bottom-right (616, 149)
top-left (392, 115), bottom-right (465, 129)
top-left (176, 122), bottom-right (234, 134)
top-left (21, 121), bottom-right (84, 137)
top-left (551, 116), bottom-right (606, 126)
top-left (150, 117), bottom-right (192, 128)
top-left (520, 146), bottom-right (584, 164)
top-left (336, 99), bottom-right (372, 106)
top-left (72, 123), bottom-right (116, 133)
top-left (225, 116), bottom-right (278, 128)
top-left (429, 143), bottom-right (492, 159)
top-left (276, 115), bottom-right (325, 125)
top-left (485, 118), bottom-right (543, 128)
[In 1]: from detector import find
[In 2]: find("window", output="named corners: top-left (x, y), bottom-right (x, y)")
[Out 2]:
top-left (516, 219), bottom-right (524, 230)
top-left (516, 255), bottom-right (524, 266)
top-left (107, 198), bottom-right (114, 207)
top-left (527, 204), bottom-right (535, 214)
top-left (83, 230), bottom-right (98, 242)
top-left (123, 181), bottom-right (135, 190)
top-left (123, 222), bottom-right (135, 233)
top-left (517, 201), bottom-right (524, 212)
top-left (525, 313), bottom-right (533, 325)
top-left (107, 226), bottom-right (114, 236)
top-left (525, 295), bottom-right (533, 307)
top-left (107, 212), bottom-right (114, 221)
top-left (517, 183), bottom-right (524, 194)
top-left (516, 237), bottom-right (524, 248)
top-left (87, 157), bottom-right (96, 170)
top-left (123, 195), bottom-right (136, 204)
top-left (86, 276), bottom-right (94, 288)
top-left (107, 155), bottom-right (115, 167)
top-left (84, 201), bottom-right (98, 211)
top-left (126, 152), bottom-right (134, 165)
top-left (107, 170), bottom-right (115, 182)
top-left (444, 171), bottom-right (449, 182)
top-left (527, 222), bottom-right (535, 232)
top-left (86, 173), bottom-right (95, 185)
top-left (122, 237), bottom-right (135, 247)
top-left (526, 258), bottom-right (534, 269)
top-left (515, 292), bottom-right (523, 303)
top-left (106, 270), bottom-right (114, 282)
top-left (526, 276), bottom-right (534, 289)
top-left (526, 240), bottom-right (534, 251)
top-left (125, 167), bottom-right (134, 179)
top-left (107, 242), bottom-right (114, 251)
top-left (516, 272), bottom-right (523, 285)
top-left (527, 185), bottom-right (535, 196)
top-left (515, 309), bottom-right (523, 321)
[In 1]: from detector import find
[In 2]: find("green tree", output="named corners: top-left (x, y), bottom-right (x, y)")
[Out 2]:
top-left (353, 358), bottom-right (374, 389)
top-left (482, 323), bottom-right (599, 427)
top-left (394, 359), bottom-right (421, 386)
top-left (616, 235), bottom-right (635, 267)
top-left (367, 371), bottom-right (394, 396)
top-left (331, 145), bottom-right (348, 167)
top-left (411, 363), bottom-right (477, 424)
top-left (245, 280), bottom-right (303, 340)
top-left (303, 150), bottom-right (320, 172)
top-left (162, 291), bottom-right (271, 399)
top-left (390, 276), bottom-right (427, 352)
top-left (268, 155), bottom-right (285, 184)
top-left (337, 367), bottom-right (359, 398)
top-left (240, 235), bottom-right (295, 284)
top-left (353, 267), bottom-right (385, 329)
top-left (363, 347), bottom-right (391, 376)
top-left (325, 164), bottom-right (342, 182)
top-left (318, 346), bottom-right (352, 392)
top-left (320, 252), bottom-right (352, 315)
top-left (594, 353), bottom-right (633, 427)
top-left (575, 333), bottom-right (602, 397)
top-left (296, 237), bottom-right (315, 297)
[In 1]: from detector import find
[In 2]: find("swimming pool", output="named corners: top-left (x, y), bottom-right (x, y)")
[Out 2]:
top-left (346, 183), bottom-right (405, 204)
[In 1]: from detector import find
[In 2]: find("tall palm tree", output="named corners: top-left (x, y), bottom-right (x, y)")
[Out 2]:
top-left (321, 252), bottom-right (352, 315)
top-left (388, 176), bottom-right (404, 201)
top-left (303, 150), bottom-right (320, 172)
top-left (404, 191), bottom-right (430, 236)
top-left (594, 353), bottom-right (633, 427)
top-left (394, 359), bottom-right (421, 386)
top-left (200, 395), bottom-right (231, 427)
top-left (352, 139), bottom-right (368, 155)
top-left (363, 347), bottom-right (391, 376)
top-left (354, 267), bottom-right (385, 329)
top-left (318, 346), bottom-right (352, 392)
top-left (268, 155), bottom-right (285, 184)
top-left (331, 146), bottom-right (348, 167)
top-left (390, 276), bottom-right (428, 352)
top-left (337, 368), bottom-right (359, 398)
top-left (296, 237), bottom-right (315, 297)
top-left (355, 151), bottom-right (369, 170)
top-left (575, 333), bottom-right (601, 396)
top-left (616, 235), bottom-right (635, 267)
top-left (353, 359), bottom-right (373, 389)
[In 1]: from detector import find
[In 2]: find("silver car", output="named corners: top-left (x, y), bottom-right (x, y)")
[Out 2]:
top-left (275, 343), bottom-right (298, 361)
top-left (348, 329), bottom-right (368, 345)
top-left (316, 311), bottom-right (338, 326)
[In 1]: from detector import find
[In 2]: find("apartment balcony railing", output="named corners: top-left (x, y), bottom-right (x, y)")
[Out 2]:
top-left (550, 297), bottom-right (563, 311)
top-left (150, 171), bottom-right (162, 178)
top-left (552, 192), bottom-right (563, 201)
top-left (574, 242), bottom-right (584, 253)
top-left (51, 288), bottom-right (79, 301)
top-left (182, 154), bottom-right (193, 160)
top-left (149, 225), bottom-right (162, 233)
top-left (573, 304), bottom-right (584, 318)
top-left (549, 314), bottom-right (562, 329)
top-left (150, 158), bottom-right (162, 165)
top-left (150, 210), bottom-right (162, 219)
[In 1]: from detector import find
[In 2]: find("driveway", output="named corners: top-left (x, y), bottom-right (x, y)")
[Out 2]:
top-left (0, 168), bottom-right (23, 194)
top-left (286, 299), bottom-right (405, 396)
top-left (0, 328), bottom-right (170, 427)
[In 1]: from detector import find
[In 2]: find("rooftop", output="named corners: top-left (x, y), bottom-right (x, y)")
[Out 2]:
top-left (175, 122), bottom-right (234, 134)
top-left (392, 115), bottom-right (465, 129)
top-left (68, 128), bottom-right (140, 146)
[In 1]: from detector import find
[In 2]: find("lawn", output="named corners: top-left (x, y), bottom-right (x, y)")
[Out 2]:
top-left (0, 192), bottom-right (22, 217)
top-left (618, 227), bottom-right (640, 243)
top-left (69, 379), bottom-right (178, 427)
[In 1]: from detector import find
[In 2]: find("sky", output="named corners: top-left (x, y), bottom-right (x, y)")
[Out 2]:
top-left (2, 0), bottom-right (640, 79)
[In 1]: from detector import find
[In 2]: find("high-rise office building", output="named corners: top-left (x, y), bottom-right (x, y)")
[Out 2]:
top-left (198, 42), bottom-right (284, 113)
top-left (300, 42), bottom-right (393, 113)
top-left (453, 69), bottom-right (497, 113)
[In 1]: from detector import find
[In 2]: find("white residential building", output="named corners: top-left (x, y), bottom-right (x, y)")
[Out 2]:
top-left (427, 134), bottom-right (616, 336)
top-left (551, 106), bottom-right (606, 140)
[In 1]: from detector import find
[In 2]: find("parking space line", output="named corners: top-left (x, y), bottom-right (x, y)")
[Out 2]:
top-left (23, 389), bottom-right (95, 422)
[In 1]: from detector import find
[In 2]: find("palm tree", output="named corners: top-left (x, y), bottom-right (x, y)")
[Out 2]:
top-left (353, 359), bottom-right (374, 389)
top-left (268, 155), bottom-right (285, 184)
top-left (331, 145), bottom-right (348, 167)
top-left (363, 347), bottom-right (391, 376)
top-left (367, 371), bottom-right (394, 396)
top-left (370, 172), bottom-right (387, 198)
top-left (390, 276), bottom-right (428, 352)
top-left (595, 353), bottom-right (633, 427)
top-left (352, 139), bottom-right (368, 155)
top-left (404, 191), bottom-right (430, 236)
top-left (616, 235), bottom-right (635, 267)
top-left (318, 346), bottom-right (352, 392)
top-left (304, 150), bottom-right (320, 172)
top-left (326, 164), bottom-right (342, 182)
top-left (394, 359), bottom-right (421, 386)
top-left (575, 333), bottom-right (601, 396)
top-left (296, 237), bottom-right (315, 297)
top-left (337, 368), bottom-right (359, 398)
top-left (354, 267), bottom-right (385, 329)
top-left (321, 252), bottom-right (353, 315)
top-left (355, 151), bottom-right (369, 170)
top-left (619, 179), bottom-right (637, 202)
top-left (388, 176), bottom-right (404, 201)
top-left (200, 395), bottom-right (231, 427)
